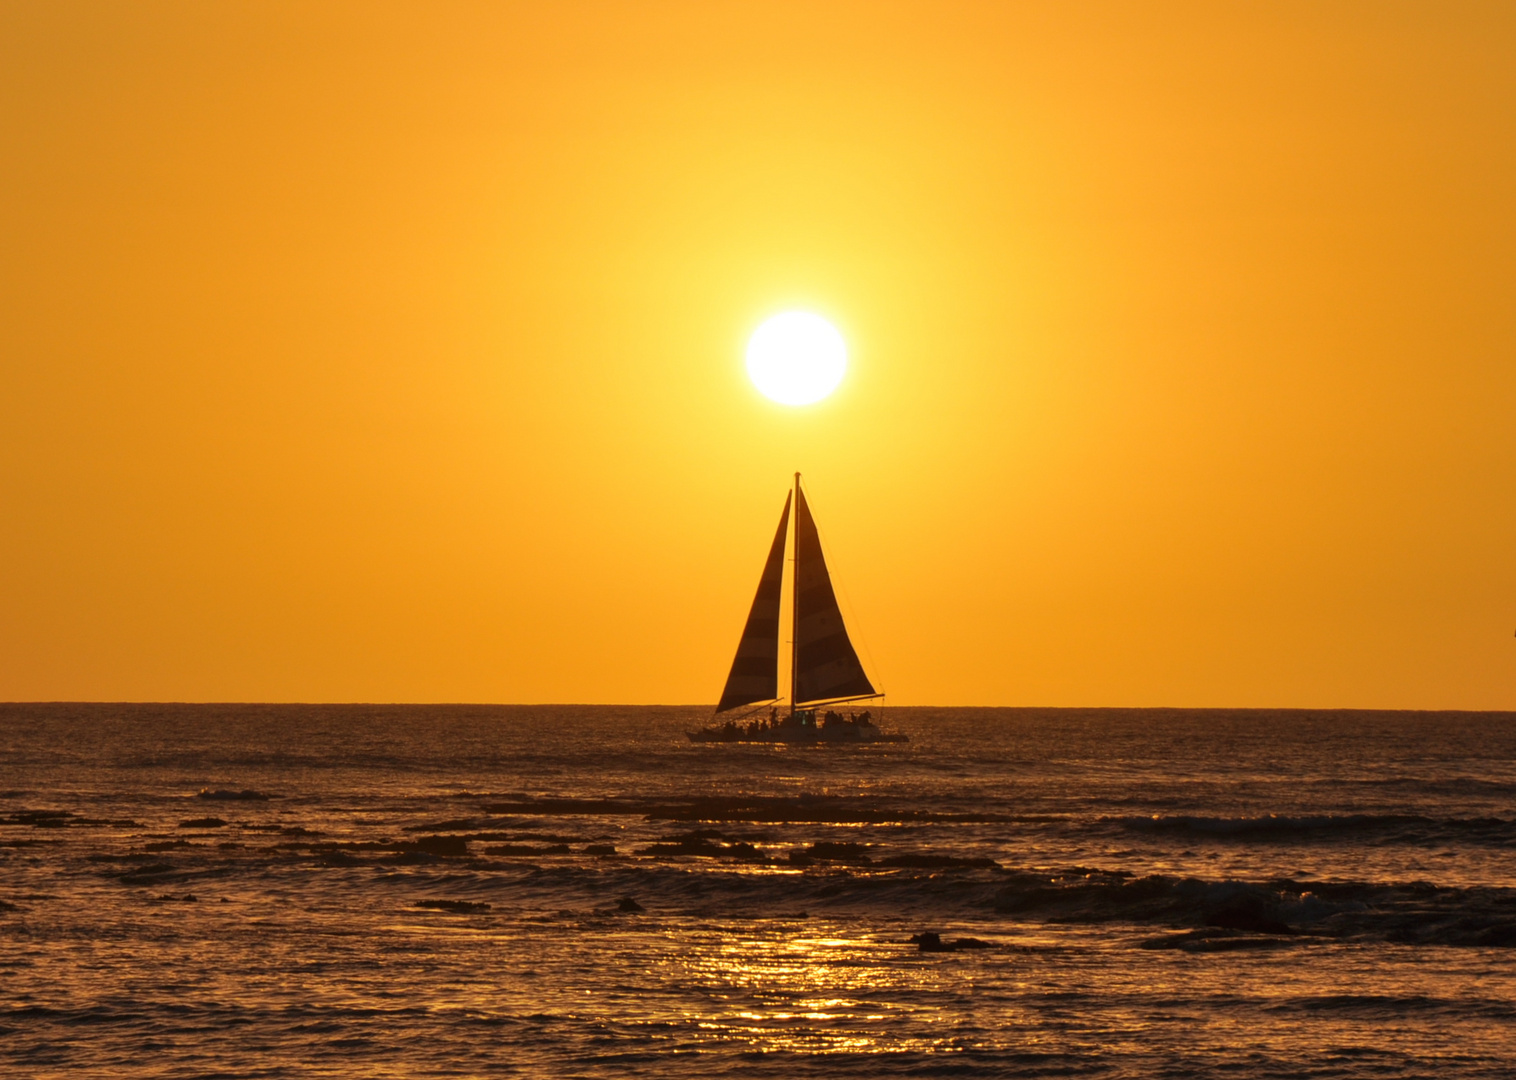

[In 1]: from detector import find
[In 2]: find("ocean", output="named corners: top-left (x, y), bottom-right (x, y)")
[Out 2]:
top-left (3, 703), bottom-right (1515, 1077)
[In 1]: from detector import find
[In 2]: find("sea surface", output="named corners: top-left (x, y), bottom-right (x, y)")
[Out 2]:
top-left (3, 704), bottom-right (1516, 1078)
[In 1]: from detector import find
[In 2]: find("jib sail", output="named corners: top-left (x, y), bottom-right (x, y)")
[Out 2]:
top-left (713, 492), bottom-right (791, 714)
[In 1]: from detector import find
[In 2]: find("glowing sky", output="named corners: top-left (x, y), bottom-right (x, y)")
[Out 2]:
top-left (2, 2), bottom-right (1513, 706)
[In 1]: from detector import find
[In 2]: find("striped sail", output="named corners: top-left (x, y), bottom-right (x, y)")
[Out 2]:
top-left (714, 493), bottom-right (791, 714)
top-left (793, 483), bottom-right (876, 705)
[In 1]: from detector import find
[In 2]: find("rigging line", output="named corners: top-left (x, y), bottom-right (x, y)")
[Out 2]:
top-left (795, 692), bottom-right (885, 709)
top-left (798, 474), bottom-right (888, 700)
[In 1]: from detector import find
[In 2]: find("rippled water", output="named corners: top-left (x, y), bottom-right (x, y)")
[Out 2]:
top-left (4, 704), bottom-right (1516, 1077)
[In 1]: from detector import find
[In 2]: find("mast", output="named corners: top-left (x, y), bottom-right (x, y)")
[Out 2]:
top-left (790, 471), bottom-right (800, 716)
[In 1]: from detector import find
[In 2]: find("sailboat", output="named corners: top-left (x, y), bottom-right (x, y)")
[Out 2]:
top-left (689, 474), bottom-right (906, 744)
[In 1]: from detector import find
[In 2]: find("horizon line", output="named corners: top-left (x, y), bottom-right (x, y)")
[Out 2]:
top-left (3, 700), bottom-right (1515, 715)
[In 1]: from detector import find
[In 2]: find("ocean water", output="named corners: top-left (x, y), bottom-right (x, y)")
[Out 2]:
top-left (3, 704), bottom-right (1515, 1078)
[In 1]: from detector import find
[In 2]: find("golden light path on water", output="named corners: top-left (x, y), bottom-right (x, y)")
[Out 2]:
top-left (372, 910), bottom-right (1514, 1061)
top-left (619, 923), bottom-right (1020, 1054)
top-left (381, 912), bottom-right (1063, 1054)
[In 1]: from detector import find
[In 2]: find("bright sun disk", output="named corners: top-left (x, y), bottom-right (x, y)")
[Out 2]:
top-left (746, 312), bottom-right (847, 406)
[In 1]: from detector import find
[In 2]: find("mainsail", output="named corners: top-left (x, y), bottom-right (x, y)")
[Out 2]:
top-left (793, 482), bottom-right (876, 705)
top-left (714, 493), bottom-right (792, 713)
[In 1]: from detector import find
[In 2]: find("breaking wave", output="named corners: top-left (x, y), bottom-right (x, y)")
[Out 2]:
top-left (1113, 813), bottom-right (1516, 845)
top-left (988, 867), bottom-right (1516, 947)
top-left (391, 859), bottom-right (1516, 949)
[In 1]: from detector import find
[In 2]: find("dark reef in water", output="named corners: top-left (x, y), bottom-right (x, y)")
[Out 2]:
top-left (484, 843), bottom-right (571, 856)
top-left (415, 899), bottom-right (491, 913)
top-left (911, 931), bottom-right (995, 952)
top-left (404, 835), bottom-right (469, 856)
top-left (789, 841), bottom-right (873, 865)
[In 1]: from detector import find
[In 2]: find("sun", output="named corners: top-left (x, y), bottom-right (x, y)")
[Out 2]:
top-left (745, 312), bottom-right (847, 406)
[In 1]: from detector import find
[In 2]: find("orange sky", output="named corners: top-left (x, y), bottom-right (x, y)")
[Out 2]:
top-left (3, 2), bottom-right (1514, 707)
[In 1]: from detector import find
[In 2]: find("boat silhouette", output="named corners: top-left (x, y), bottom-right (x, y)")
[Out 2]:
top-left (689, 474), bottom-right (905, 745)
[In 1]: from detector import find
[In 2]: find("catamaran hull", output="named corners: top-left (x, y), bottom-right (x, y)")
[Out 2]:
top-left (687, 727), bottom-right (907, 745)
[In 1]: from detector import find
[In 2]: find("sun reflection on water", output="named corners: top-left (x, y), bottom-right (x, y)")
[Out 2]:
top-left (632, 924), bottom-right (1002, 1054)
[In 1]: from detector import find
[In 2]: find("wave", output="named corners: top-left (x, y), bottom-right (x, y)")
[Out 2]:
top-left (1113, 813), bottom-right (1516, 844)
top-left (477, 798), bottom-right (1516, 844)
top-left (380, 858), bottom-right (1516, 949)
top-left (41, 802), bottom-right (1516, 949)
top-left (990, 868), bottom-right (1516, 947)
top-left (1263, 994), bottom-right (1516, 1018)
top-left (480, 795), bottom-right (1011, 824)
